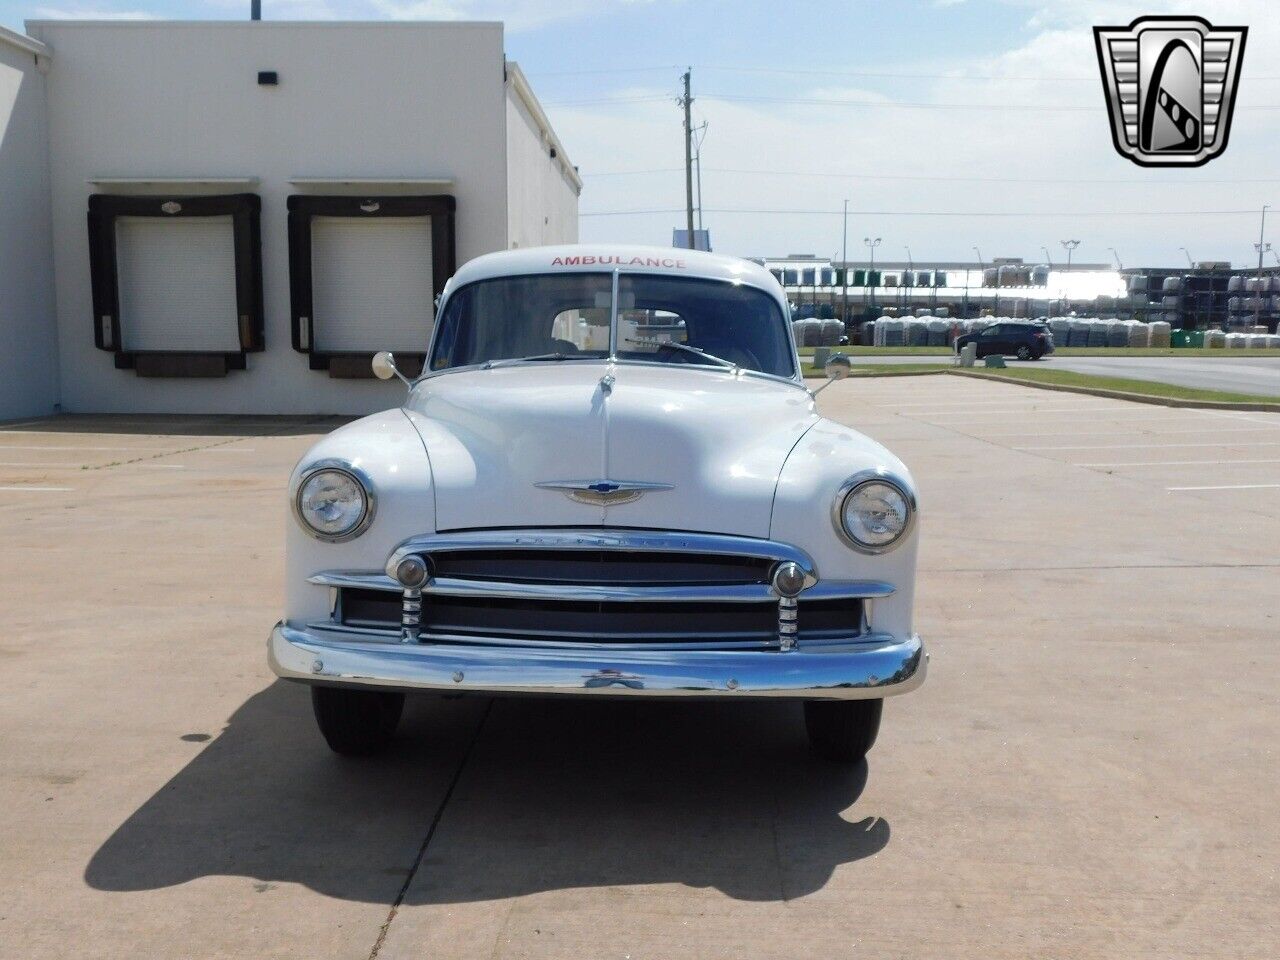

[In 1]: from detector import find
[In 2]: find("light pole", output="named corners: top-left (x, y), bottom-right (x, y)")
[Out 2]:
top-left (904, 246), bottom-right (913, 314)
top-left (1108, 247), bottom-right (1123, 269)
top-left (1059, 239), bottom-right (1080, 314)
top-left (865, 237), bottom-right (881, 312)
top-left (1179, 247), bottom-right (1193, 268)
top-left (1041, 246), bottom-right (1052, 266)
top-left (841, 199), bottom-right (849, 327)
top-left (973, 246), bottom-right (985, 318)
top-left (1254, 204), bottom-right (1270, 329)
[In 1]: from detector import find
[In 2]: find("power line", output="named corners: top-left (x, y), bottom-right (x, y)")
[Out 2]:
top-left (545, 92), bottom-right (1280, 111)
top-left (524, 64), bottom-right (1280, 82)
top-left (579, 207), bottom-right (1270, 218)
top-left (543, 95), bottom-right (672, 106)
top-left (581, 166), bottom-right (1280, 185)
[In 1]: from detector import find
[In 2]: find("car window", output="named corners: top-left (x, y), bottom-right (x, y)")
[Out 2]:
top-left (430, 272), bottom-right (795, 378)
top-left (612, 274), bottom-right (795, 377)
top-left (979, 326), bottom-right (1000, 338)
top-left (431, 273), bottom-right (613, 369)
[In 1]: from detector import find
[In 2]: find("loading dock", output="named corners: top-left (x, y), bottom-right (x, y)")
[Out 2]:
top-left (0, 21), bottom-right (580, 416)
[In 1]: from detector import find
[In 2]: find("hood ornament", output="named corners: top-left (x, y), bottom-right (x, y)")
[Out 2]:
top-left (535, 479), bottom-right (674, 506)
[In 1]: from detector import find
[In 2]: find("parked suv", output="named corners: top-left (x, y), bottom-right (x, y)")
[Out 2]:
top-left (955, 321), bottom-right (1053, 360)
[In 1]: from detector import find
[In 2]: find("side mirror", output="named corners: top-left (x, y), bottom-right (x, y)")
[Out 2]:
top-left (372, 351), bottom-right (412, 388)
top-left (810, 352), bottom-right (852, 396)
top-left (824, 353), bottom-right (852, 381)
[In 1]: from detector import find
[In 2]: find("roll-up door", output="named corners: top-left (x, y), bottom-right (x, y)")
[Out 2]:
top-left (87, 193), bottom-right (264, 377)
top-left (309, 215), bottom-right (435, 353)
top-left (116, 216), bottom-right (243, 353)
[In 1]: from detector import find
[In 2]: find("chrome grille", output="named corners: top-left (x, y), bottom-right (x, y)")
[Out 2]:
top-left (312, 529), bottom-right (893, 651)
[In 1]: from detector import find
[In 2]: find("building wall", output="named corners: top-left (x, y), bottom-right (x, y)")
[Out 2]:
top-left (505, 66), bottom-right (579, 251)
top-left (27, 21), bottom-right (512, 415)
top-left (0, 30), bottom-right (58, 421)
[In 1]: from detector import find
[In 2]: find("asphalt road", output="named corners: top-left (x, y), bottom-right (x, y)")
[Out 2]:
top-left (2, 390), bottom-right (1278, 959)
top-left (1044, 355), bottom-right (1280, 396)
top-left (845, 353), bottom-right (1280, 397)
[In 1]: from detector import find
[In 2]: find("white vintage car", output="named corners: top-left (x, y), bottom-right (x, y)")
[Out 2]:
top-left (269, 245), bottom-right (925, 762)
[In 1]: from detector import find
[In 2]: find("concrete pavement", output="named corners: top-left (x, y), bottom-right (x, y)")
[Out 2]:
top-left (1, 388), bottom-right (1278, 959)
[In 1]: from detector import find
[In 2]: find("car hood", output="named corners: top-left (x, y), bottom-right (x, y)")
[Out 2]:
top-left (401, 363), bottom-right (819, 538)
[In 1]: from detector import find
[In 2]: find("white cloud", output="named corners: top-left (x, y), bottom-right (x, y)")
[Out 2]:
top-left (560, 0), bottom-right (1280, 265)
top-left (365, 0), bottom-right (676, 31)
top-left (34, 5), bottom-right (157, 16)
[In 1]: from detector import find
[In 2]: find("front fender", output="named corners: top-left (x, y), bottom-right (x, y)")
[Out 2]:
top-left (285, 409), bottom-right (434, 625)
top-left (771, 417), bottom-right (919, 639)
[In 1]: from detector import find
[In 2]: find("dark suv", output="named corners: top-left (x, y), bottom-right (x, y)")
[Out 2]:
top-left (955, 321), bottom-right (1054, 360)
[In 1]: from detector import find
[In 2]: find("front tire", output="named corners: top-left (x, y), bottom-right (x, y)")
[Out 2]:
top-left (311, 686), bottom-right (404, 756)
top-left (804, 699), bottom-right (883, 762)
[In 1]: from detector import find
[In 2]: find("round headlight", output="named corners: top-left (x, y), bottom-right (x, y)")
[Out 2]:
top-left (295, 467), bottom-right (372, 541)
top-left (834, 474), bottom-right (914, 553)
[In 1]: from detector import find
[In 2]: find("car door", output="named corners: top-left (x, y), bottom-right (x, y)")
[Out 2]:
top-left (976, 324), bottom-right (1002, 357)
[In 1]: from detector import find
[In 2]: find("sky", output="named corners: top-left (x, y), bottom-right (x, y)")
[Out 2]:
top-left (6, 0), bottom-right (1279, 268)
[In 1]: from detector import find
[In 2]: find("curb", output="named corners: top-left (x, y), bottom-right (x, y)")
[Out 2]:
top-left (947, 370), bottom-right (1280, 411)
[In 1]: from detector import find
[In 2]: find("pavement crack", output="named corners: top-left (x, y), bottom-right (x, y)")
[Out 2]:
top-left (368, 699), bottom-right (494, 960)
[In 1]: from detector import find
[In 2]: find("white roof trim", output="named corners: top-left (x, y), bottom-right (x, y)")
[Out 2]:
top-left (506, 60), bottom-right (582, 194)
top-left (1, 24), bottom-right (50, 57)
top-left (87, 176), bottom-right (260, 186)
top-left (288, 177), bottom-right (454, 188)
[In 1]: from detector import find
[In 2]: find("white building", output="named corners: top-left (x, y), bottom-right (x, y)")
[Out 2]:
top-left (0, 20), bottom-right (580, 418)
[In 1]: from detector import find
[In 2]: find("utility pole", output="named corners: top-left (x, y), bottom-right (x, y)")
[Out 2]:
top-left (692, 121), bottom-right (708, 232)
top-left (681, 69), bottom-right (695, 250)
top-left (1253, 204), bottom-right (1270, 329)
top-left (841, 200), bottom-right (849, 327)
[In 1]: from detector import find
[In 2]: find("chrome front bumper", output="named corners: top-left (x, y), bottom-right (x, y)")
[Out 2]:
top-left (269, 622), bottom-right (926, 700)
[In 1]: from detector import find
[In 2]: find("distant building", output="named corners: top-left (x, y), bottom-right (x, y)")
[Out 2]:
top-left (753, 254), bottom-right (1123, 323)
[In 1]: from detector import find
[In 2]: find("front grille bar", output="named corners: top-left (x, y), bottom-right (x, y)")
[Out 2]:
top-left (310, 571), bottom-right (894, 604)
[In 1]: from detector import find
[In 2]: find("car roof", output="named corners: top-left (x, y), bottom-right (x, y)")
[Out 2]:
top-left (447, 244), bottom-right (785, 301)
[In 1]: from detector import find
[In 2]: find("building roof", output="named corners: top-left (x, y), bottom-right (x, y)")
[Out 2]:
top-left (506, 61), bottom-right (582, 194)
top-left (0, 23), bottom-right (49, 57)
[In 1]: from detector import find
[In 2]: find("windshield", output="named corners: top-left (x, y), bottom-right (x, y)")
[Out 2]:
top-left (429, 272), bottom-right (796, 378)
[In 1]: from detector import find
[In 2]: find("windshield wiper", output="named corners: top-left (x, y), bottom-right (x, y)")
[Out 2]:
top-left (485, 353), bottom-right (586, 368)
top-left (623, 338), bottom-right (737, 370)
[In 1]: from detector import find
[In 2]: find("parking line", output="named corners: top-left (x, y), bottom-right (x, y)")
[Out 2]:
top-left (0, 462), bottom-right (87, 468)
top-left (0, 485), bottom-right (73, 492)
top-left (1000, 426), bottom-right (1280, 440)
top-left (1020, 441), bottom-right (1280, 451)
top-left (1081, 458), bottom-right (1280, 467)
top-left (1167, 483), bottom-right (1280, 491)
top-left (0, 444), bottom-right (167, 451)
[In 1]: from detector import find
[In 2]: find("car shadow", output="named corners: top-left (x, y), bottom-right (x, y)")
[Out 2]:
top-left (86, 681), bottom-right (889, 904)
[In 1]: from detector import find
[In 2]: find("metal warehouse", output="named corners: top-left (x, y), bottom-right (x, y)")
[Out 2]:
top-left (0, 20), bottom-right (580, 419)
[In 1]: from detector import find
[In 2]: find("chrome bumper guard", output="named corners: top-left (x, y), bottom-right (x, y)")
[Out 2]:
top-left (269, 622), bottom-right (926, 700)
